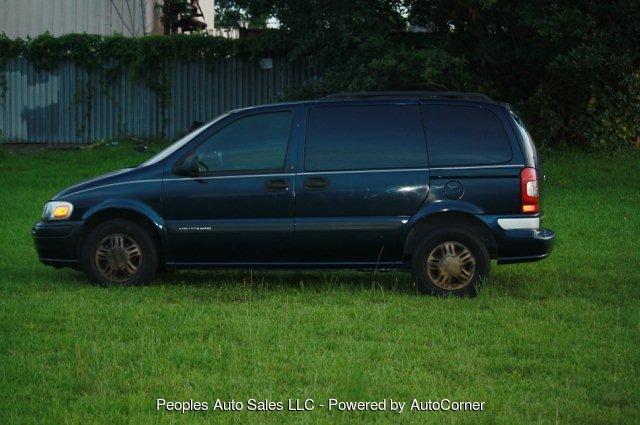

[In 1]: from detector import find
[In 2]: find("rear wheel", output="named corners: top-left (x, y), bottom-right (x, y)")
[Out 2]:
top-left (411, 228), bottom-right (490, 297)
top-left (81, 219), bottom-right (158, 286)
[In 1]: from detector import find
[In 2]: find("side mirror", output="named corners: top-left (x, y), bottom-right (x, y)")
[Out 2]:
top-left (174, 153), bottom-right (201, 176)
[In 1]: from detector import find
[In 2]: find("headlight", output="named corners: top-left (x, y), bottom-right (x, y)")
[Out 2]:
top-left (42, 201), bottom-right (74, 221)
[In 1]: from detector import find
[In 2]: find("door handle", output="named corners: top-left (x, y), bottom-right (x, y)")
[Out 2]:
top-left (304, 176), bottom-right (330, 191)
top-left (265, 178), bottom-right (290, 191)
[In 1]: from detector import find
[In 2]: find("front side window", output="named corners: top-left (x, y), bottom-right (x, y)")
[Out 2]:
top-left (422, 105), bottom-right (512, 166)
top-left (304, 105), bottom-right (427, 171)
top-left (141, 112), bottom-right (229, 167)
top-left (194, 111), bottom-right (292, 172)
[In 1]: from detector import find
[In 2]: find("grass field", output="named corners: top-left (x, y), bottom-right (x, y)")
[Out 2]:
top-left (0, 143), bottom-right (638, 424)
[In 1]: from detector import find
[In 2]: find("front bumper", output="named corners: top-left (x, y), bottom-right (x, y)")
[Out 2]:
top-left (32, 221), bottom-right (84, 267)
top-left (496, 227), bottom-right (556, 264)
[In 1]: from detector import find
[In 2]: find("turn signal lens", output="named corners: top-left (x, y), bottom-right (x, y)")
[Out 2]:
top-left (53, 206), bottom-right (70, 218)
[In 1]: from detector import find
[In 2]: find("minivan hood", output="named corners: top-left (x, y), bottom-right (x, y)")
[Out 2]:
top-left (52, 168), bottom-right (134, 199)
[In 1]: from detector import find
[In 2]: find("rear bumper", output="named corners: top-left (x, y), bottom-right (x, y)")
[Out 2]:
top-left (32, 221), bottom-right (84, 267)
top-left (496, 227), bottom-right (555, 264)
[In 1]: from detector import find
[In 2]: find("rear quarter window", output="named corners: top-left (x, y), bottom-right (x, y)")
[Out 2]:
top-left (421, 105), bottom-right (512, 166)
top-left (305, 104), bottom-right (427, 171)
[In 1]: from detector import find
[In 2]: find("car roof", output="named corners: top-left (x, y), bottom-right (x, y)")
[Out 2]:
top-left (321, 91), bottom-right (493, 102)
top-left (232, 91), bottom-right (501, 114)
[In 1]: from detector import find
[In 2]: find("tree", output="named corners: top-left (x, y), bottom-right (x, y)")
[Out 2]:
top-left (215, 0), bottom-right (640, 148)
top-left (158, 0), bottom-right (206, 34)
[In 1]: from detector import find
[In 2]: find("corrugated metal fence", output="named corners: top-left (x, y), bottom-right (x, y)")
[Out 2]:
top-left (0, 57), bottom-right (322, 144)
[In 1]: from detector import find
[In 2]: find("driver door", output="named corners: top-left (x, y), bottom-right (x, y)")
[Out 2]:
top-left (162, 110), bottom-right (296, 264)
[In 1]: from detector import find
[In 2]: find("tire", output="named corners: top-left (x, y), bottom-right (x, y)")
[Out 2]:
top-left (411, 227), bottom-right (490, 297)
top-left (80, 219), bottom-right (158, 286)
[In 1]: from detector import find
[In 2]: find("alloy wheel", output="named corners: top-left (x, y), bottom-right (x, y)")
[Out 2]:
top-left (94, 234), bottom-right (143, 283)
top-left (424, 241), bottom-right (476, 290)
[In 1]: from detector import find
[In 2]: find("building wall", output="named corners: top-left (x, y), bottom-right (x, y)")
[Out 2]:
top-left (0, 0), bottom-right (158, 38)
top-left (199, 0), bottom-right (215, 30)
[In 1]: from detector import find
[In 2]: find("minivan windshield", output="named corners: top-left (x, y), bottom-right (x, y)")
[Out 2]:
top-left (139, 112), bottom-right (230, 167)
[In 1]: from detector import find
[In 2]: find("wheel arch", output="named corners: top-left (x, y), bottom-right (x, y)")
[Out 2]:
top-left (79, 201), bottom-right (168, 267)
top-left (403, 210), bottom-right (497, 261)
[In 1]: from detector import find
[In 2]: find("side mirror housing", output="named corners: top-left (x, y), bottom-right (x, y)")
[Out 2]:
top-left (173, 153), bottom-right (200, 176)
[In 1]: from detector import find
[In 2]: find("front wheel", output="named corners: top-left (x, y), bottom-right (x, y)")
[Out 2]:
top-left (411, 228), bottom-right (490, 297)
top-left (80, 219), bottom-right (158, 286)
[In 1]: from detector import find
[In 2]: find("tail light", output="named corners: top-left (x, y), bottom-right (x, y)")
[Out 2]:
top-left (520, 167), bottom-right (539, 213)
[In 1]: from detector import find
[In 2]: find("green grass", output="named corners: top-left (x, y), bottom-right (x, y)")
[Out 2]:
top-left (0, 143), bottom-right (639, 424)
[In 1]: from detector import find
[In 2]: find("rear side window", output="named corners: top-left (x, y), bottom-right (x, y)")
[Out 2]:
top-left (305, 105), bottom-right (427, 171)
top-left (421, 105), bottom-right (512, 166)
top-left (194, 111), bottom-right (292, 172)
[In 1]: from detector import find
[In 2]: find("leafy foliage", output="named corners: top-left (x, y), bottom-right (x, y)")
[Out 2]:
top-left (0, 31), bottom-right (288, 75)
top-left (220, 0), bottom-right (640, 149)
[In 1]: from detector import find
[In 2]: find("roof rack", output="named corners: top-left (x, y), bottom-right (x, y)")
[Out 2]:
top-left (320, 91), bottom-right (492, 102)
